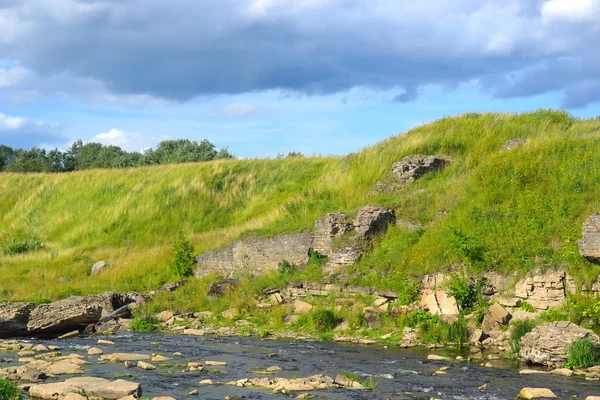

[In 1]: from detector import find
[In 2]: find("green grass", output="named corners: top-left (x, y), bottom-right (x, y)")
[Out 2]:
top-left (510, 320), bottom-right (537, 354)
top-left (2, 110), bottom-right (600, 302)
top-left (0, 378), bottom-right (23, 400)
top-left (564, 337), bottom-right (600, 369)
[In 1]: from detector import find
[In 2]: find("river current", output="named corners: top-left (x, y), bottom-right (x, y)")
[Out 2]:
top-left (13, 332), bottom-right (600, 399)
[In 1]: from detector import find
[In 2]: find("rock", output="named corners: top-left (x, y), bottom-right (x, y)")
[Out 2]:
top-left (477, 383), bottom-right (488, 391)
top-left (221, 308), bottom-right (239, 319)
top-left (189, 389), bottom-right (199, 395)
top-left (353, 206), bottom-right (396, 240)
top-left (160, 279), bottom-right (186, 292)
top-left (270, 292), bottom-right (284, 305)
top-left (88, 347), bottom-right (103, 355)
top-left (579, 214), bottom-right (600, 261)
top-left (199, 379), bottom-right (213, 384)
top-left (0, 303), bottom-right (36, 338)
top-left (91, 261), bottom-right (110, 275)
top-left (313, 213), bottom-right (354, 256)
top-left (124, 361), bottom-right (136, 368)
top-left (183, 329), bottom-right (205, 336)
top-left (151, 355), bottom-right (170, 362)
top-left (64, 393), bottom-right (87, 400)
top-left (156, 311), bottom-right (174, 322)
top-left (98, 339), bottom-right (114, 345)
top-left (284, 314), bottom-right (300, 324)
top-left (100, 353), bottom-right (151, 362)
top-left (58, 330), bottom-right (80, 340)
top-left (29, 382), bottom-right (81, 399)
top-left (550, 368), bottom-right (574, 377)
top-left (497, 297), bottom-right (521, 307)
top-left (294, 301), bottom-right (313, 314)
top-left (362, 307), bottom-right (382, 329)
top-left (520, 321), bottom-right (600, 367)
top-left (427, 354), bottom-right (451, 361)
top-left (194, 233), bottom-right (313, 278)
top-left (205, 361), bottom-right (227, 366)
top-left (46, 359), bottom-right (84, 375)
top-left (469, 329), bottom-right (486, 344)
top-left (137, 361), bottom-right (156, 370)
top-left (152, 398), bottom-right (176, 400)
top-left (422, 291), bottom-right (459, 316)
top-left (32, 344), bottom-right (48, 352)
top-left (207, 279), bottom-right (240, 299)
top-left (501, 139), bottom-right (527, 151)
top-left (66, 377), bottom-right (141, 399)
top-left (373, 298), bottom-right (388, 307)
top-left (391, 155), bottom-right (448, 184)
top-left (517, 387), bottom-right (557, 399)
top-left (488, 303), bottom-right (511, 324)
top-left (514, 269), bottom-right (570, 310)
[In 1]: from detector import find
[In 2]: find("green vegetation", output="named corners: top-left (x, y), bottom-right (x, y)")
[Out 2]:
top-left (509, 320), bottom-right (536, 354)
top-left (417, 316), bottom-right (469, 347)
top-left (130, 314), bottom-right (161, 332)
top-left (1, 238), bottom-right (42, 255)
top-left (0, 378), bottom-right (23, 400)
top-left (3, 110), bottom-right (600, 302)
top-left (311, 309), bottom-right (337, 332)
top-left (445, 274), bottom-right (488, 312)
top-left (564, 337), bottom-right (600, 369)
top-left (170, 233), bottom-right (195, 278)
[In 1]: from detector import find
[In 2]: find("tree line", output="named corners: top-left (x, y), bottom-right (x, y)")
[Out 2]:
top-left (0, 139), bottom-right (234, 173)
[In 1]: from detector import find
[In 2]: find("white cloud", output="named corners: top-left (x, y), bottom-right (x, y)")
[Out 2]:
top-left (541, 0), bottom-right (600, 24)
top-left (93, 128), bottom-right (166, 152)
top-left (0, 66), bottom-right (30, 88)
top-left (0, 112), bottom-right (26, 130)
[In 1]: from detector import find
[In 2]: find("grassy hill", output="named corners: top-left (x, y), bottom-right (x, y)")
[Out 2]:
top-left (2, 109), bottom-right (600, 302)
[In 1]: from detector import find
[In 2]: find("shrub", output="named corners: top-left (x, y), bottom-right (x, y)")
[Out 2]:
top-left (0, 378), bottom-right (23, 400)
top-left (509, 320), bottom-right (536, 354)
top-left (444, 318), bottom-right (468, 347)
top-left (519, 301), bottom-right (536, 313)
top-left (311, 309), bottom-right (336, 332)
top-left (130, 314), bottom-right (160, 332)
top-left (445, 274), bottom-right (487, 311)
top-left (2, 238), bottom-right (42, 255)
top-left (170, 232), bottom-right (195, 278)
top-left (278, 259), bottom-right (298, 275)
top-left (565, 337), bottom-right (600, 369)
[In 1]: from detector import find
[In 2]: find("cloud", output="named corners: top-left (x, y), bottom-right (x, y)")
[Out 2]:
top-left (0, 0), bottom-right (598, 107)
top-left (0, 112), bottom-right (66, 148)
top-left (93, 128), bottom-right (166, 152)
top-left (210, 103), bottom-right (257, 118)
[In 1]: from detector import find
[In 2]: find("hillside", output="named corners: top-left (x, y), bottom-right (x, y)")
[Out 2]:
top-left (2, 109), bottom-right (600, 302)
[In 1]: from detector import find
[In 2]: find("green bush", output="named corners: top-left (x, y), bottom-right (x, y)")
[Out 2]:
top-left (444, 318), bottom-right (468, 347)
top-left (311, 309), bottom-right (336, 332)
top-left (565, 337), bottom-right (600, 369)
top-left (130, 314), bottom-right (160, 332)
top-left (519, 301), bottom-right (536, 313)
top-left (509, 320), bottom-right (536, 354)
top-left (445, 274), bottom-right (487, 311)
top-left (0, 378), bottom-right (23, 400)
top-left (2, 238), bottom-right (42, 255)
top-left (170, 232), bottom-right (195, 278)
top-left (278, 259), bottom-right (298, 275)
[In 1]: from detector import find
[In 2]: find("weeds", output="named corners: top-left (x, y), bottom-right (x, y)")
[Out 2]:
top-left (0, 378), bottom-right (23, 400)
top-left (509, 320), bottom-right (536, 354)
top-left (564, 337), bottom-right (600, 369)
top-left (130, 314), bottom-right (161, 332)
top-left (1, 238), bottom-right (42, 256)
top-left (311, 309), bottom-right (336, 332)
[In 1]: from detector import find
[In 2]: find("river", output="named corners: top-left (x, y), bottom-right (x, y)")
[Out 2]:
top-left (10, 332), bottom-right (600, 399)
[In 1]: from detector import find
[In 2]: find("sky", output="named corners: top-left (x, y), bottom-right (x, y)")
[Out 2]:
top-left (0, 0), bottom-right (600, 158)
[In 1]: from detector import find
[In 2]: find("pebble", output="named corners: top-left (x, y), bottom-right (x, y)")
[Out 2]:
top-left (97, 339), bottom-right (115, 345)
top-left (188, 389), bottom-right (198, 395)
top-left (205, 361), bottom-right (227, 366)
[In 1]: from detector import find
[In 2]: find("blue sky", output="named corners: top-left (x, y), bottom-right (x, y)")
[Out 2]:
top-left (1, 0), bottom-right (600, 158)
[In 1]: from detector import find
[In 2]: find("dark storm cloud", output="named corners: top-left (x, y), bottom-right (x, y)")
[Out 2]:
top-left (0, 0), bottom-right (599, 107)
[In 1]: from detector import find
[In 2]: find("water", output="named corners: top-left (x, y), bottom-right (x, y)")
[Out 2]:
top-left (10, 332), bottom-right (600, 399)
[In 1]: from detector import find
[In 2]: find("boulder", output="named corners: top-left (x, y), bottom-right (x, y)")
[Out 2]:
top-left (160, 279), bottom-right (186, 292)
top-left (488, 303), bottom-right (511, 325)
top-left (221, 308), bottom-right (239, 319)
top-left (207, 279), bottom-right (240, 300)
top-left (579, 214), bottom-right (600, 261)
top-left (363, 307), bottom-right (382, 329)
top-left (64, 377), bottom-right (141, 399)
top-left (27, 297), bottom-right (103, 335)
top-left (294, 301), bottom-right (313, 314)
top-left (313, 213), bottom-right (353, 256)
top-left (520, 321), bottom-right (600, 367)
top-left (501, 139), bottom-right (527, 151)
top-left (29, 382), bottom-right (81, 399)
top-left (353, 206), bottom-right (396, 239)
top-left (156, 311), bottom-right (174, 322)
top-left (517, 388), bottom-right (557, 399)
top-left (0, 302), bottom-right (36, 338)
top-left (422, 291), bottom-right (459, 316)
top-left (91, 261), bottom-right (111, 275)
top-left (100, 353), bottom-right (151, 362)
top-left (391, 155), bottom-right (448, 184)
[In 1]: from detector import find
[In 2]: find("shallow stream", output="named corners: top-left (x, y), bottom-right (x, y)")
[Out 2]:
top-left (12, 332), bottom-right (600, 399)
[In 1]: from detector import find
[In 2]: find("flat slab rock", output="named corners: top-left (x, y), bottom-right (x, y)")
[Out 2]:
top-left (29, 377), bottom-right (140, 399)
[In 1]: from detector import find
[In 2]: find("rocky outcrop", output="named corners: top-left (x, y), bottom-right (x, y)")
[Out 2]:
top-left (481, 303), bottom-right (511, 338)
top-left (501, 139), bottom-right (527, 151)
top-left (420, 291), bottom-right (459, 317)
top-left (0, 292), bottom-right (137, 337)
top-left (313, 213), bottom-right (353, 256)
top-left (0, 302), bottom-right (36, 338)
top-left (353, 206), bottom-right (396, 239)
top-left (194, 232), bottom-right (313, 278)
top-left (391, 155), bottom-right (449, 184)
top-left (579, 214), bottom-right (600, 261)
top-left (520, 321), bottom-right (600, 367)
top-left (514, 269), bottom-right (572, 310)
top-left (29, 377), bottom-right (141, 400)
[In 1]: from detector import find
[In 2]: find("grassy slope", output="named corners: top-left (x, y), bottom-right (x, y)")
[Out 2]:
top-left (2, 110), bottom-right (600, 302)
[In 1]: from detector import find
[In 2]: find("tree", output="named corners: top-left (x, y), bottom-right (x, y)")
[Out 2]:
top-left (4, 148), bottom-right (51, 173)
top-left (170, 232), bottom-right (196, 278)
top-left (0, 145), bottom-right (14, 171)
